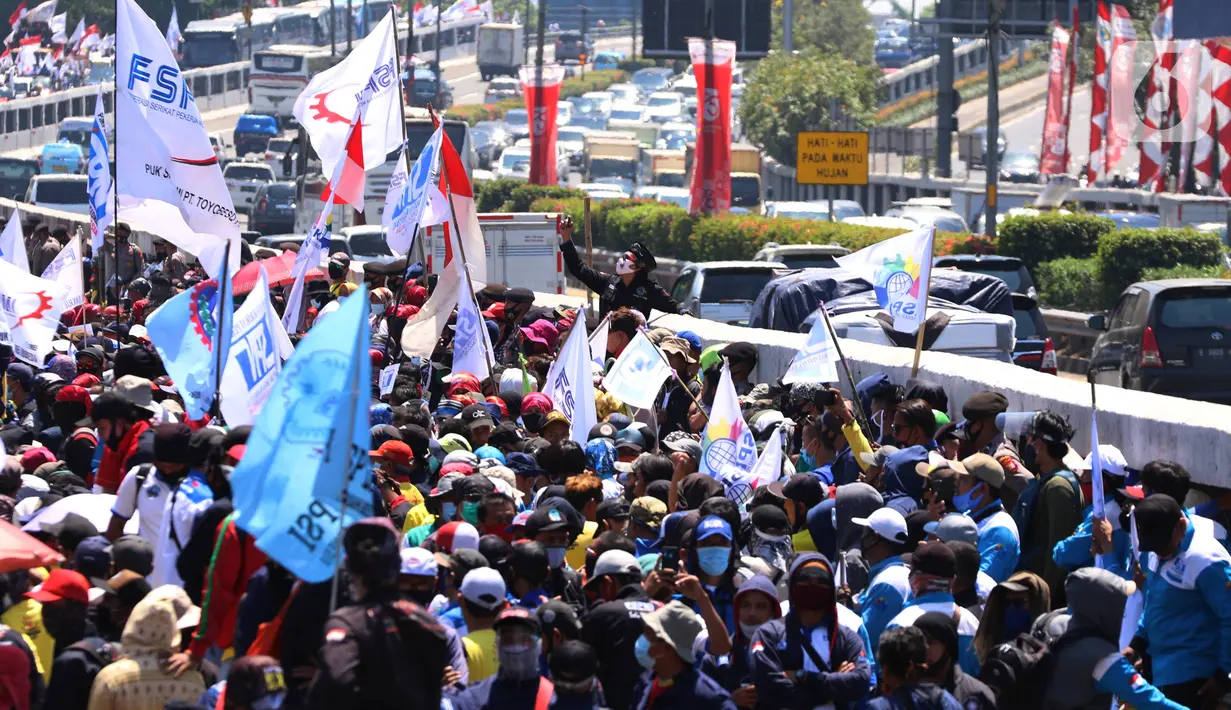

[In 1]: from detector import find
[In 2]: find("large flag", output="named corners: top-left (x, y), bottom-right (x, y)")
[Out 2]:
top-left (319, 115), bottom-right (365, 208)
top-left (781, 310), bottom-right (840, 384)
top-left (116, 0), bottom-right (240, 277)
top-left (834, 224), bottom-right (934, 334)
top-left (165, 5), bottom-right (182, 52)
top-left (699, 362), bottom-right (757, 479)
top-left (48, 12), bottom-right (65, 43)
top-left (603, 331), bottom-right (671, 410)
top-left (1213, 44), bottom-right (1231, 196)
top-left (230, 286), bottom-right (376, 582)
top-left (0, 259), bottom-right (69, 365)
top-left (1039, 21), bottom-right (1071, 176)
top-left (0, 211), bottom-right (29, 273)
top-left (688, 37), bottom-right (735, 215)
top-left (1089, 406), bottom-right (1108, 570)
top-left (79, 24), bottom-right (100, 53)
top-left (451, 265), bottom-right (493, 380)
top-left (145, 262), bottom-right (234, 420)
top-left (292, 11), bottom-right (401, 190)
top-left (7, 2), bottom-right (26, 27)
top-left (220, 266), bottom-right (295, 427)
top-left (66, 16), bottom-right (83, 49)
top-left (519, 65), bottom-right (566, 186)
top-left (88, 83), bottom-right (113, 251)
top-left (1087, 1), bottom-right (1116, 184)
top-left (24, 0), bottom-right (55, 25)
top-left (725, 426), bottom-right (785, 509)
top-left (1139, 0), bottom-right (1175, 191)
top-left (383, 125), bottom-right (443, 255)
top-left (544, 318), bottom-right (598, 445)
top-left (40, 233), bottom-right (84, 311)
top-left (589, 316), bottom-right (609, 368)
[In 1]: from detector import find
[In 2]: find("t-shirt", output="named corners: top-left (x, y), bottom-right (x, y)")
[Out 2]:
top-left (462, 628), bottom-right (498, 683)
top-left (151, 470), bottom-right (214, 588)
top-left (566, 520), bottom-right (599, 571)
top-left (110, 466), bottom-right (175, 545)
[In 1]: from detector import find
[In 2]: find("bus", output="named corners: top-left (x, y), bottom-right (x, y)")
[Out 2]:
top-left (248, 45), bottom-right (342, 122)
top-left (180, 14), bottom-right (276, 68)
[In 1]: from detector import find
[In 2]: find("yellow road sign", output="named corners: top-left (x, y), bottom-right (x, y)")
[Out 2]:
top-left (795, 131), bottom-right (869, 185)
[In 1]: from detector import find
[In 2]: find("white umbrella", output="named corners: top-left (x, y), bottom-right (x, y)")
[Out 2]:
top-left (21, 494), bottom-right (139, 536)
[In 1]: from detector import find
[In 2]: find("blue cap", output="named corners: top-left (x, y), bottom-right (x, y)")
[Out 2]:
top-left (676, 330), bottom-right (702, 351)
top-left (474, 445), bottom-right (506, 464)
top-left (696, 515), bottom-right (733, 542)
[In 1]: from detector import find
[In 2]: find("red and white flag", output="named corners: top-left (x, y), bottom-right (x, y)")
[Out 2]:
top-left (320, 117), bottom-right (365, 208)
top-left (1088, 1), bottom-right (1134, 184)
top-left (1105, 4), bottom-right (1137, 176)
top-left (1040, 21), bottom-right (1071, 175)
top-left (78, 23), bottom-right (99, 52)
top-left (1175, 41), bottom-right (1214, 190)
top-left (8, 2), bottom-right (27, 28)
top-left (689, 37), bottom-right (735, 215)
top-left (18, 34), bottom-right (41, 45)
top-left (1061, 7), bottom-right (1080, 173)
top-left (1140, 0), bottom-right (1176, 192)
top-left (1211, 44), bottom-right (1231, 196)
top-left (66, 17), bottom-right (83, 49)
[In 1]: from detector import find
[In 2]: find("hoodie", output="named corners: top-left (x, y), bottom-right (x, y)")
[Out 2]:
top-left (1043, 568), bottom-right (1186, 710)
top-left (701, 575), bottom-right (781, 694)
top-left (85, 598), bottom-right (206, 710)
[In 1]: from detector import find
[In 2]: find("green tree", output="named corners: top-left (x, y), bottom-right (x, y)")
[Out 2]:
top-left (772, 0), bottom-right (876, 67)
top-left (739, 48), bottom-right (880, 166)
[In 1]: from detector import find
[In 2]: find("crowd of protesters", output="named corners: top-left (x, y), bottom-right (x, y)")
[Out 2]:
top-left (2, 224), bottom-right (1231, 710)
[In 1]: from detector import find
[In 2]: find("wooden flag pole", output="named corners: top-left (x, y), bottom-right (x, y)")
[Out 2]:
top-left (819, 301), bottom-right (872, 436)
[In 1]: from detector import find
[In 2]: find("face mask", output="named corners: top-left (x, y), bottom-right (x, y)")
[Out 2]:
top-left (461, 501), bottom-right (480, 525)
top-left (634, 635), bottom-right (655, 669)
top-left (791, 582), bottom-right (832, 612)
top-left (441, 502), bottom-right (457, 522)
top-left (522, 413), bottom-right (547, 432)
top-left (328, 264), bottom-right (345, 279)
top-left (615, 257), bottom-right (637, 275)
top-left (797, 451), bottom-right (817, 472)
top-left (497, 638), bottom-right (542, 681)
top-left (483, 523), bottom-right (512, 542)
top-left (1003, 605), bottom-right (1032, 638)
top-left (546, 546), bottom-right (567, 569)
top-left (372, 304), bottom-right (386, 315)
top-left (952, 487), bottom-right (984, 513)
top-left (696, 547), bottom-right (731, 577)
top-left (738, 621), bottom-right (764, 639)
top-left (406, 588), bottom-right (436, 607)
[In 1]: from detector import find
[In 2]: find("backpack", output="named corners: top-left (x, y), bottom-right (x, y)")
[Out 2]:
top-left (1011, 470), bottom-right (1082, 560)
top-left (977, 627), bottom-right (1096, 710)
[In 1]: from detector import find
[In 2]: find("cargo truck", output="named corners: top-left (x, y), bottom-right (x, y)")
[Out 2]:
top-left (476, 23), bottom-right (524, 80)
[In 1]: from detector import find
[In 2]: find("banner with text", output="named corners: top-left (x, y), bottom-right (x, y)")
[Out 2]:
top-left (688, 38), bottom-right (735, 215)
top-left (518, 65), bottom-right (566, 186)
top-left (1040, 21), bottom-right (1071, 175)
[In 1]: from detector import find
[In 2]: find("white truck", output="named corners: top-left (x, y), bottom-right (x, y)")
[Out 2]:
top-left (425, 213), bottom-right (565, 295)
top-left (476, 23), bottom-right (524, 81)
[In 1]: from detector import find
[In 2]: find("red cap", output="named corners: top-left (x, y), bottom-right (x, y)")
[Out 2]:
top-left (369, 349), bottom-right (384, 367)
top-left (440, 462), bottom-right (475, 476)
top-left (227, 444), bottom-right (247, 462)
top-left (481, 303), bottom-right (506, 320)
top-left (405, 286), bottom-right (428, 307)
top-left (55, 385), bottom-right (92, 414)
top-left (371, 440), bottom-right (412, 466)
top-left (394, 304), bottom-right (420, 319)
top-left (486, 396), bottom-right (508, 417)
top-left (72, 374), bottom-right (101, 388)
top-left (103, 305), bottom-right (118, 318)
top-left (20, 447), bottom-right (55, 472)
top-left (25, 569), bottom-right (90, 604)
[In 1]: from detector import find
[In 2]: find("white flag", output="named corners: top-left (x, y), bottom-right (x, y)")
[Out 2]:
top-left (165, 5), bottom-right (182, 52)
top-left (724, 427), bottom-right (784, 509)
top-left (700, 362), bottom-right (757, 479)
top-left (0, 211), bottom-right (29, 273)
top-left (67, 18), bottom-right (84, 49)
top-left (116, 0), bottom-right (240, 278)
top-left (88, 83), bottom-right (113, 252)
top-left (49, 12), bottom-right (66, 43)
top-left (292, 11), bottom-right (403, 188)
top-left (0, 259), bottom-right (69, 366)
top-left (603, 331), bottom-right (671, 410)
top-left (782, 311), bottom-right (839, 384)
top-left (378, 364), bottom-right (398, 396)
top-left (1090, 407), bottom-right (1107, 570)
top-left (25, 0), bottom-right (57, 25)
top-left (545, 317), bottom-right (598, 445)
top-left (451, 265), bottom-right (493, 380)
top-left (220, 266), bottom-right (294, 427)
top-left (835, 224), bottom-right (934, 334)
top-left (40, 234), bottom-right (84, 311)
top-left (589, 316), bottom-right (609, 368)
top-left (383, 125), bottom-right (442, 256)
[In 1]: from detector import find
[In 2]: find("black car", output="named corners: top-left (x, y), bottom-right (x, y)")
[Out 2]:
top-left (248, 182), bottom-right (298, 235)
top-left (1088, 278), bottom-right (1231, 404)
top-left (933, 255), bottom-right (1056, 374)
top-left (0, 158), bottom-right (38, 201)
top-left (410, 69), bottom-right (453, 110)
top-left (554, 31), bottom-right (593, 64)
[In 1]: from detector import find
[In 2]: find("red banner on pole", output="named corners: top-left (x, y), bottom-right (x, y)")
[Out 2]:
top-left (519, 65), bottom-right (565, 186)
top-left (688, 38), bottom-right (736, 216)
top-left (1040, 21), bottom-right (1071, 175)
top-left (1061, 6), bottom-right (1080, 174)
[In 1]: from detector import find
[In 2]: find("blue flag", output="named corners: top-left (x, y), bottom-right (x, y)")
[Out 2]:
top-left (230, 286), bottom-right (376, 583)
top-left (145, 262), bottom-right (233, 420)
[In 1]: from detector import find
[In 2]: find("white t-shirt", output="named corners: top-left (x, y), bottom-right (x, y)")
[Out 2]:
top-left (110, 465), bottom-right (173, 545)
top-left (151, 471), bottom-right (214, 589)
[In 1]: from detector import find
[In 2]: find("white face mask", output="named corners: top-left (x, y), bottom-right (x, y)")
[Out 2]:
top-left (615, 257), bottom-right (636, 276)
top-left (738, 621), bottom-right (764, 638)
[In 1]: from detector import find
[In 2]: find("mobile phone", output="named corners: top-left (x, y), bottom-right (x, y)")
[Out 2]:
top-left (659, 545), bottom-right (680, 572)
top-left (813, 389), bottom-right (837, 408)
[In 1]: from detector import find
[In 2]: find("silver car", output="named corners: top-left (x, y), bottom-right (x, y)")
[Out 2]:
top-left (670, 261), bottom-right (787, 326)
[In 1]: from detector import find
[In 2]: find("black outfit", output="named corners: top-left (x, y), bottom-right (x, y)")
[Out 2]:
top-left (305, 587), bottom-right (449, 710)
top-left (42, 629), bottom-right (112, 710)
top-left (659, 380), bottom-right (701, 441)
top-left (58, 426), bottom-right (98, 481)
top-left (941, 666), bottom-right (996, 710)
top-left (546, 566), bottom-right (585, 616)
top-left (581, 584), bottom-right (660, 710)
top-left (176, 499), bottom-right (235, 605)
top-left (560, 242), bottom-right (682, 320)
top-left (0, 624), bottom-right (45, 710)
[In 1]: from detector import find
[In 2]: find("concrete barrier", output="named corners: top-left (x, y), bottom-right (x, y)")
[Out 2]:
top-left (0, 198), bottom-right (157, 255)
top-left (879, 39), bottom-right (1022, 108)
top-left (533, 290), bottom-right (1231, 489)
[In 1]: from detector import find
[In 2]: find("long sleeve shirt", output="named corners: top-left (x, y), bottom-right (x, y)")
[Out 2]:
top-left (856, 556), bottom-right (910, 652)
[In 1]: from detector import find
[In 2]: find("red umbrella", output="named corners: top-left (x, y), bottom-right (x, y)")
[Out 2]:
top-left (0, 519), bottom-right (64, 574)
top-left (233, 250), bottom-right (327, 295)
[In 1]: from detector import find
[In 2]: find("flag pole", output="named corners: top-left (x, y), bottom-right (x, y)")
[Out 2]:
top-left (639, 326), bottom-right (709, 423)
top-left (818, 300), bottom-right (872, 435)
top-left (909, 227), bottom-right (936, 378)
top-left (210, 240), bottom-right (231, 420)
top-left (330, 304), bottom-right (366, 614)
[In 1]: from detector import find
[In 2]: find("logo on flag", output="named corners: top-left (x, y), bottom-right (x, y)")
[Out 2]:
top-left (701, 362), bottom-right (757, 480)
top-left (782, 311), bottom-right (839, 384)
top-left (234, 318), bottom-right (277, 390)
top-left (602, 332), bottom-right (671, 411)
top-left (188, 279), bottom-right (226, 350)
top-left (835, 224), bottom-right (934, 333)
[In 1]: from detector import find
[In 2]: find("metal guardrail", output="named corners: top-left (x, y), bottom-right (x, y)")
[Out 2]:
top-left (878, 38), bottom-right (1023, 108)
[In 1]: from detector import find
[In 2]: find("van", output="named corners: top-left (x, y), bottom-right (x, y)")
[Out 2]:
top-left (24, 174), bottom-right (90, 215)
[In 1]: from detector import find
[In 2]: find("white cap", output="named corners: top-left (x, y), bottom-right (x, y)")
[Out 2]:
top-left (447, 522), bottom-right (480, 553)
top-left (1082, 445), bottom-right (1128, 477)
top-left (399, 547), bottom-right (438, 577)
top-left (851, 507), bottom-right (909, 544)
top-left (590, 550), bottom-right (641, 581)
top-left (129, 324), bottom-right (149, 341)
top-left (460, 567), bottom-right (507, 611)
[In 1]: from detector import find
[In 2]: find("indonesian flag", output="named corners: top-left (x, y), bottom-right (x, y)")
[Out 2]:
top-left (18, 35), bottom-right (41, 45)
top-left (320, 117), bottom-right (365, 208)
top-left (1140, 0), bottom-right (1176, 191)
top-left (78, 24), bottom-right (99, 52)
top-left (1212, 43), bottom-right (1231, 196)
top-left (8, 2), bottom-right (27, 27)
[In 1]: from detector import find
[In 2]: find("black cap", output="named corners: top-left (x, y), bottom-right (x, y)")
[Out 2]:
top-left (782, 474), bottom-right (826, 509)
top-left (449, 548), bottom-right (490, 580)
top-left (494, 606), bottom-right (541, 635)
top-left (913, 611), bottom-right (959, 660)
top-left (595, 499), bottom-right (631, 524)
top-left (526, 505), bottom-right (570, 535)
top-left (537, 600), bottom-right (582, 640)
top-left (750, 505), bottom-right (791, 535)
top-left (1133, 494), bottom-right (1184, 554)
top-left (720, 342), bottom-right (758, 365)
top-left (110, 535), bottom-right (155, 576)
top-left (549, 640), bottom-right (598, 684)
top-left (510, 540), bottom-right (550, 584)
top-left (455, 475), bottom-right (496, 500)
top-left (153, 423), bottom-right (193, 464)
top-left (461, 403), bottom-right (495, 431)
top-left (587, 422), bottom-right (617, 442)
top-left (186, 428), bottom-right (224, 469)
top-left (42, 512), bottom-right (99, 552)
top-left (343, 518), bottom-right (400, 578)
top-left (504, 287), bottom-right (535, 304)
top-left (488, 422), bottom-right (524, 449)
top-left (479, 284), bottom-right (508, 301)
top-left (934, 421), bottom-right (959, 442)
top-left (908, 541), bottom-right (957, 578)
top-left (961, 391), bottom-right (1009, 421)
top-left (478, 535), bottom-right (513, 567)
top-left (627, 242), bottom-right (657, 271)
top-left (90, 392), bottom-right (136, 422)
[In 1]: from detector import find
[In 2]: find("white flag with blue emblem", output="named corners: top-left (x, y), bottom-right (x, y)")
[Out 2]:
top-left (782, 311), bottom-right (839, 384)
top-left (0, 210), bottom-right (29, 273)
top-left (40, 234), bottom-right (85, 312)
top-left (545, 317), bottom-right (598, 445)
top-left (834, 224), bottom-right (934, 334)
top-left (451, 269), bottom-right (492, 380)
top-left (589, 316), bottom-right (609, 368)
top-left (383, 127), bottom-right (443, 256)
top-left (700, 361), bottom-right (758, 479)
top-left (88, 84), bottom-right (114, 252)
top-left (219, 266), bottom-right (295, 426)
top-left (603, 331), bottom-right (671, 410)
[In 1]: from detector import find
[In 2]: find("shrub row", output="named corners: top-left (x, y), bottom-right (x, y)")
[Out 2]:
top-left (997, 213), bottom-right (1114, 270)
top-left (445, 69), bottom-right (627, 126)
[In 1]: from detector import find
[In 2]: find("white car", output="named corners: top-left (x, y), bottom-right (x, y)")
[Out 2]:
top-left (765, 200), bottom-right (866, 222)
top-left (644, 92), bottom-right (684, 123)
top-left (576, 182), bottom-right (629, 201)
top-left (607, 83), bottom-right (640, 105)
top-left (556, 126), bottom-right (589, 167)
top-left (608, 103), bottom-right (647, 122)
top-left (24, 174), bottom-right (89, 215)
top-left (495, 146), bottom-right (570, 183)
top-left (842, 215), bottom-right (921, 230)
top-left (556, 103), bottom-right (574, 126)
top-left (825, 304), bottom-right (1017, 363)
top-left (581, 91), bottom-right (613, 114)
top-left (223, 162), bottom-right (276, 210)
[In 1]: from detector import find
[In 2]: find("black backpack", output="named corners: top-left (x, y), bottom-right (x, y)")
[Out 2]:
top-left (978, 628), bottom-right (1096, 710)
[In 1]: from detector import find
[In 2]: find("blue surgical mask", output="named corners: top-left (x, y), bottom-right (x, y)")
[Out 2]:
top-left (797, 451), bottom-right (817, 472)
top-left (441, 502), bottom-right (457, 522)
top-left (952, 487), bottom-right (984, 513)
top-left (634, 635), bottom-right (654, 669)
top-left (696, 547), bottom-right (731, 577)
top-left (1004, 605), bottom-right (1032, 638)
top-left (546, 546), bottom-right (567, 569)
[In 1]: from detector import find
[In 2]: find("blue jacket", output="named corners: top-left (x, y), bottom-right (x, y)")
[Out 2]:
top-left (867, 683), bottom-right (962, 710)
top-left (857, 556), bottom-right (910, 652)
top-left (750, 615), bottom-right (871, 710)
top-left (447, 677), bottom-right (602, 710)
top-left (970, 502), bottom-right (1020, 583)
top-left (1134, 520), bottom-right (1231, 687)
top-left (627, 667), bottom-right (737, 710)
top-left (1092, 655), bottom-right (1188, 710)
top-left (1053, 499), bottom-right (1133, 580)
top-left (886, 593), bottom-right (981, 677)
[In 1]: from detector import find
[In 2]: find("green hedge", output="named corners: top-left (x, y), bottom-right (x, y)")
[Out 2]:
top-left (1141, 264), bottom-right (1231, 281)
top-left (1097, 228), bottom-right (1225, 298)
top-left (1035, 257), bottom-right (1108, 311)
top-left (445, 70), bottom-right (627, 126)
top-left (997, 213), bottom-right (1114, 271)
top-left (475, 181), bottom-right (588, 213)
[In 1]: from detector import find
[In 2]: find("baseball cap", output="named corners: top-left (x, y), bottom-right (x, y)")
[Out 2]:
top-left (371, 440), bottom-right (413, 466)
top-left (526, 505), bottom-right (570, 535)
top-left (782, 474), bottom-right (827, 507)
top-left (73, 535), bottom-right (111, 580)
top-left (857, 445), bottom-right (900, 469)
top-left (399, 547), bottom-right (438, 577)
top-left (614, 428), bottom-right (646, 454)
top-left (461, 403), bottom-right (496, 431)
top-left (587, 549), bottom-right (642, 584)
top-left (960, 453), bottom-right (1006, 489)
top-left (1133, 494), bottom-right (1184, 554)
top-left (923, 514), bottom-right (979, 545)
top-left (595, 499), bottom-right (631, 524)
top-left (42, 512), bottom-right (100, 552)
top-left (915, 459), bottom-right (969, 479)
top-left (26, 568), bottom-right (90, 604)
top-left (543, 411), bottom-right (570, 429)
top-left (1080, 445), bottom-right (1129, 477)
top-left (439, 433), bottom-right (473, 454)
top-left (436, 521), bottom-right (481, 553)
top-left (109, 535), bottom-right (155, 576)
top-left (588, 421), bottom-right (618, 442)
top-left (98, 570), bottom-right (153, 609)
top-left (907, 541), bottom-right (957, 578)
top-left (537, 600), bottom-right (583, 640)
top-left (662, 431), bottom-right (702, 460)
top-left (430, 472), bottom-right (466, 497)
top-left (642, 600), bottom-right (704, 664)
top-left (851, 507), bottom-right (909, 545)
top-left (460, 567), bottom-right (508, 611)
top-left (695, 515), bottom-right (733, 542)
top-left (630, 496), bottom-right (667, 532)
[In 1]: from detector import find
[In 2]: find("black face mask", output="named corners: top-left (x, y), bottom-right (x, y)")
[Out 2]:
top-left (328, 263), bottom-right (345, 279)
top-left (405, 588), bottom-right (435, 607)
top-left (522, 412), bottom-right (547, 432)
